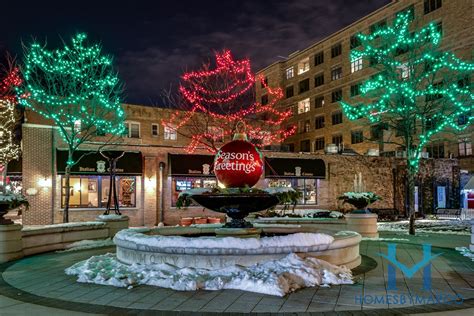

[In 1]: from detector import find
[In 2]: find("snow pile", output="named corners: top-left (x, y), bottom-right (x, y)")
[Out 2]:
top-left (65, 253), bottom-right (353, 296)
top-left (58, 238), bottom-right (115, 253)
top-left (377, 219), bottom-right (470, 235)
top-left (115, 230), bottom-right (334, 250)
top-left (362, 237), bottom-right (410, 242)
top-left (22, 221), bottom-right (105, 231)
top-left (97, 214), bottom-right (125, 220)
top-left (455, 247), bottom-right (474, 262)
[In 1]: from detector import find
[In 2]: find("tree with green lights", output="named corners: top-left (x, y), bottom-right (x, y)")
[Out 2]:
top-left (17, 33), bottom-right (126, 222)
top-left (340, 11), bottom-right (473, 234)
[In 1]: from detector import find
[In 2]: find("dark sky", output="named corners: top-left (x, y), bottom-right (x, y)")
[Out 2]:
top-left (1, 0), bottom-right (390, 105)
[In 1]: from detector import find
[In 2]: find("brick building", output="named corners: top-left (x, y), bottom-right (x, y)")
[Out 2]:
top-left (255, 0), bottom-right (473, 208)
top-left (18, 100), bottom-right (461, 226)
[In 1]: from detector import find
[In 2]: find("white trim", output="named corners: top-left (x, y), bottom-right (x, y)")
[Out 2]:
top-left (125, 121), bottom-right (141, 138)
top-left (151, 123), bottom-right (160, 137)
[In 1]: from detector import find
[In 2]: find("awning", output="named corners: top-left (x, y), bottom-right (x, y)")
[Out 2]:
top-left (7, 158), bottom-right (22, 175)
top-left (463, 176), bottom-right (474, 191)
top-left (169, 154), bottom-right (215, 177)
top-left (264, 157), bottom-right (326, 179)
top-left (56, 150), bottom-right (142, 175)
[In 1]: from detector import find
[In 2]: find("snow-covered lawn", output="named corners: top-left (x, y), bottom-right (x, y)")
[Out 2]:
top-left (65, 253), bottom-right (353, 296)
top-left (377, 219), bottom-right (471, 235)
top-left (455, 247), bottom-right (474, 262)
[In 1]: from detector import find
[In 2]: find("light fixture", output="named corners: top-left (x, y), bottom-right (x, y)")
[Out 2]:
top-left (38, 177), bottom-right (52, 188)
top-left (145, 176), bottom-right (156, 191)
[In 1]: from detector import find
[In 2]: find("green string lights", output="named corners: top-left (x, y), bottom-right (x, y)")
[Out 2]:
top-left (340, 11), bottom-right (473, 170)
top-left (17, 33), bottom-right (126, 150)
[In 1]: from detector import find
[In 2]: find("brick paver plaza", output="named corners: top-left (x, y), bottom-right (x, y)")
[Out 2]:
top-left (0, 232), bottom-right (473, 315)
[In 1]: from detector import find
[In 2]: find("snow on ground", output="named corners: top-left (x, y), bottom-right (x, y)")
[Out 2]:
top-left (377, 219), bottom-right (471, 235)
top-left (65, 253), bottom-right (353, 296)
top-left (115, 230), bottom-right (334, 250)
top-left (455, 247), bottom-right (474, 262)
top-left (22, 221), bottom-right (105, 231)
top-left (362, 237), bottom-right (410, 241)
top-left (58, 238), bottom-right (115, 253)
top-left (97, 214), bottom-right (126, 220)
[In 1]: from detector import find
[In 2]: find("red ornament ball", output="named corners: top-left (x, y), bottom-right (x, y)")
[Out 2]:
top-left (214, 140), bottom-right (263, 188)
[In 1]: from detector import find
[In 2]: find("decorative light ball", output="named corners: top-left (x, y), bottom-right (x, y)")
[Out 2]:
top-left (214, 134), bottom-right (263, 188)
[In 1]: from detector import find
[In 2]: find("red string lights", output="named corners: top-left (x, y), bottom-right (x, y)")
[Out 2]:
top-left (163, 50), bottom-right (295, 153)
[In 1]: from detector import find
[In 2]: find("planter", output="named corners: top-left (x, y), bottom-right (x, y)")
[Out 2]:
top-left (180, 217), bottom-right (193, 226)
top-left (0, 203), bottom-right (13, 225)
top-left (207, 217), bottom-right (221, 224)
top-left (194, 217), bottom-right (208, 225)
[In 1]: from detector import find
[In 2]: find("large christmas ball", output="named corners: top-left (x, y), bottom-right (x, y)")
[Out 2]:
top-left (214, 139), bottom-right (263, 188)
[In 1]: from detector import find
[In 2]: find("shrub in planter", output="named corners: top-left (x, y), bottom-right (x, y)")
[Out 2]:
top-left (338, 192), bottom-right (381, 213)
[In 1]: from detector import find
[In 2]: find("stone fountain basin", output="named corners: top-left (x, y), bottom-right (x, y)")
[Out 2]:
top-left (114, 225), bottom-right (361, 269)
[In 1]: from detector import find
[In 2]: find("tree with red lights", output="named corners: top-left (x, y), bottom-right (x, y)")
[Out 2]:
top-left (0, 54), bottom-right (22, 193)
top-left (162, 50), bottom-right (295, 153)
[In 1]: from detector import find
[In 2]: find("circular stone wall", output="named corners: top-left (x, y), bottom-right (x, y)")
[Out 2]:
top-left (114, 227), bottom-right (361, 269)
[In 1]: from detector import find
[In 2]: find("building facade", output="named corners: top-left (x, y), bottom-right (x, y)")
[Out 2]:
top-left (19, 101), bottom-right (461, 227)
top-left (255, 0), bottom-right (472, 169)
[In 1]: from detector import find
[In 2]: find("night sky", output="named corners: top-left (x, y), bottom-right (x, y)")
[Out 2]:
top-left (1, 0), bottom-right (390, 105)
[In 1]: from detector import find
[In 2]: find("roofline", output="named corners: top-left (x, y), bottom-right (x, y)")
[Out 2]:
top-left (256, 0), bottom-right (397, 74)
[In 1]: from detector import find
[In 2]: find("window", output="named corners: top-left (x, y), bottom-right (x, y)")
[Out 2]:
top-left (315, 137), bottom-right (325, 150)
top-left (371, 124), bottom-right (385, 140)
top-left (286, 67), bottom-right (294, 79)
top-left (425, 82), bottom-right (443, 101)
top-left (398, 63), bottom-right (412, 80)
top-left (208, 126), bottom-right (224, 142)
top-left (370, 20), bottom-right (387, 36)
top-left (268, 178), bottom-right (318, 205)
top-left (61, 176), bottom-right (137, 208)
top-left (369, 56), bottom-right (379, 67)
top-left (261, 94), bottom-right (269, 105)
top-left (331, 67), bottom-right (342, 81)
top-left (298, 78), bottom-right (310, 93)
top-left (331, 43), bottom-right (342, 58)
top-left (435, 21), bottom-right (443, 34)
top-left (457, 76), bottom-right (470, 88)
top-left (151, 123), bottom-right (159, 137)
top-left (331, 89), bottom-right (342, 103)
top-left (314, 73), bottom-right (324, 87)
top-left (297, 98), bottom-right (310, 114)
top-left (125, 122), bottom-right (140, 138)
top-left (332, 111), bottom-right (343, 125)
top-left (164, 125), bottom-right (177, 140)
top-left (426, 143), bottom-right (445, 158)
top-left (303, 120), bottom-right (311, 133)
top-left (314, 51), bottom-right (324, 65)
top-left (314, 116), bottom-right (325, 129)
top-left (172, 177), bottom-right (217, 206)
top-left (424, 0), bottom-right (442, 14)
top-left (395, 5), bottom-right (415, 21)
top-left (459, 139), bottom-right (472, 157)
top-left (298, 58), bottom-right (310, 74)
top-left (350, 35), bottom-right (361, 49)
top-left (458, 111), bottom-right (471, 125)
top-left (350, 83), bottom-right (361, 97)
top-left (260, 76), bottom-right (268, 88)
top-left (351, 56), bottom-right (363, 73)
top-left (300, 139), bottom-right (311, 152)
top-left (74, 120), bottom-right (81, 133)
top-left (332, 134), bottom-right (343, 146)
top-left (285, 86), bottom-right (294, 98)
top-left (351, 130), bottom-right (364, 144)
top-left (315, 96), bottom-right (325, 108)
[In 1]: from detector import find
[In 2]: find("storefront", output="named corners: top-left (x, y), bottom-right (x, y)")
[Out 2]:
top-left (168, 154), bottom-right (216, 206)
top-left (56, 150), bottom-right (142, 209)
top-left (2, 158), bottom-right (22, 193)
top-left (264, 157), bottom-right (326, 205)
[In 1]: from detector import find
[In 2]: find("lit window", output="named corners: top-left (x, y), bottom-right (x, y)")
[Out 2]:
top-left (151, 123), bottom-right (159, 137)
top-left (74, 120), bottom-right (81, 133)
top-left (398, 63), bottom-right (412, 80)
top-left (297, 58), bottom-right (310, 74)
top-left (459, 139), bottom-right (472, 157)
top-left (331, 67), bottom-right (342, 80)
top-left (351, 56), bottom-right (363, 73)
top-left (286, 67), bottom-right (294, 79)
top-left (126, 122), bottom-right (140, 138)
top-left (164, 125), bottom-right (177, 140)
top-left (297, 98), bottom-right (310, 114)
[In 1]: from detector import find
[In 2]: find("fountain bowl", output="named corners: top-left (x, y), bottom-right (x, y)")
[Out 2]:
top-left (190, 193), bottom-right (279, 228)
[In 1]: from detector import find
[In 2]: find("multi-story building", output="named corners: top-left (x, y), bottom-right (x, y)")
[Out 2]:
top-left (256, 0), bottom-right (473, 174)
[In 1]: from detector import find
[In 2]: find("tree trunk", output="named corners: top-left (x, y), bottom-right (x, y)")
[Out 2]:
top-left (63, 150), bottom-right (74, 223)
top-left (406, 164), bottom-right (416, 235)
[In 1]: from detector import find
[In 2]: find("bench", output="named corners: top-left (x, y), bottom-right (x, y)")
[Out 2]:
top-left (370, 208), bottom-right (400, 221)
top-left (434, 208), bottom-right (462, 220)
